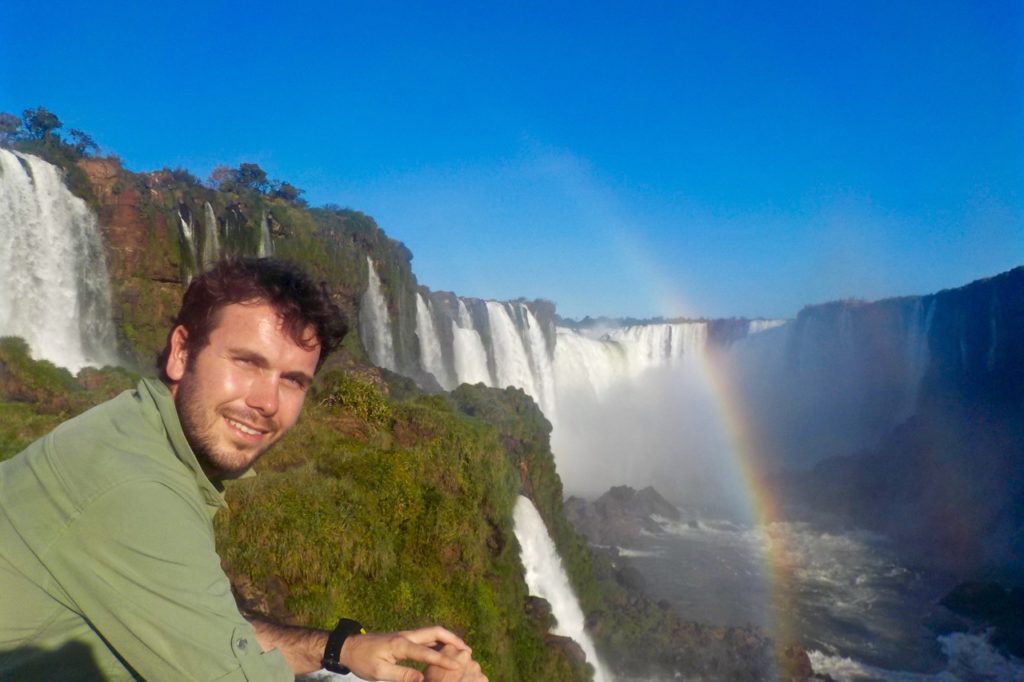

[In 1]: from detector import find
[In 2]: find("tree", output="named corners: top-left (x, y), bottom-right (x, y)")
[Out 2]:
top-left (22, 106), bottom-right (62, 141)
top-left (0, 112), bottom-right (20, 143)
top-left (69, 129), bottom-right (99, 156)
top-left (235, 162), bottom-right (268, 192)
top-left (270, 180), bottom-right (305, 204)
top-left (208, 164), bottom-right (237, 191)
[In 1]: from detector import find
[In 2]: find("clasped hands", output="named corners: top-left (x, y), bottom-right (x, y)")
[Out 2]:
top-left (339, 626), bottom-right (487, 682)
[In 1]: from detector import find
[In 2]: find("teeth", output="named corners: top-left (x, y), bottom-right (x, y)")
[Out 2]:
top-left (227, 418), bottom-right (262, 436)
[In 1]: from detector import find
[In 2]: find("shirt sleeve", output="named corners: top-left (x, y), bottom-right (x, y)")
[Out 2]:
top-left (40, 479), bottom-right (293, 682)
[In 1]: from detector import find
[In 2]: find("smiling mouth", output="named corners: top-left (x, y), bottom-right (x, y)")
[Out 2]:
top-left (224, 416), bottom-right (269, 438)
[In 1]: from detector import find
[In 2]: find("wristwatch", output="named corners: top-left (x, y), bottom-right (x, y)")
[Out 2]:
top-left (321, 618), bottom-right (366, 674)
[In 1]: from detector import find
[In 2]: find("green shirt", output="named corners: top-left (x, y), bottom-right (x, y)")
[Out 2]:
top-left (0, 379), bottom-right (292, 681)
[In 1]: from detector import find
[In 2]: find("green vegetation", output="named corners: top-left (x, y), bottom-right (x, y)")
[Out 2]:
top-left (0, 337), bottom-right (136, 462)
top-left (0, 346), bottom-right (593, 678)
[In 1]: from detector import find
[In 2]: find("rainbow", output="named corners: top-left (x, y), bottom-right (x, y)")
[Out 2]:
top-left (697, 347), bottom-right (803, 676)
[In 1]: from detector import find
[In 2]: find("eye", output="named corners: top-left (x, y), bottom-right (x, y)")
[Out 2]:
top-left (283, 376), bottom-right (308, 391)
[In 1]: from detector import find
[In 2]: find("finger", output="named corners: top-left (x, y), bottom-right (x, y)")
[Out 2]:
top-left (435, 643), bottom-right (470, 660)
top-left (401, 626), bottom-right (469, 651)
top-left (396, 640), bottom-right (463, 670)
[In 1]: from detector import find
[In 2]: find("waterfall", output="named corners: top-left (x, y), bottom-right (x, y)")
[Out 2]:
top-left (258, 212), bottom-right (273, 257)
top-left (520, 305), bottom-right (557, 419)
top-left (200, 201), bottom-right (221, 270)
top-left (177, 208), bottom-right (198, 281)
top-left (486, 301), bottom-right (544, 407)
top-left (451, 300), bottom-right (491, 386)
top-left (513, 496), bottom-right (609, 682)
top-left (393, 287), bottom-right (948, 504)
top-left (415, 293), bottom-right (451, 389)
top-left (601, 322), bottom-right (708, 372)
top-left (0, 149), bottom-right (117, 372)
top-left (552, 327), bottom-right (630, 400)
top-left (359, 257), bottom-right (396, 370)
top-left (896, 297), bottom-right (935, 421)
top-left (749, 319), bottom-right (786, 334)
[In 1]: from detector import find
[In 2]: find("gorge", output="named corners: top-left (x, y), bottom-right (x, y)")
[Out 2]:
top-left (1, 140), bottom-right (1022, 680)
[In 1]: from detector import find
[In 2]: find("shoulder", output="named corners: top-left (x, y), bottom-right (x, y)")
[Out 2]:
top-left (37, 386), bottom-right (198, 511)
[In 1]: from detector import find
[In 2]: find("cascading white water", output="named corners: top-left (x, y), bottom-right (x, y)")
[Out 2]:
top-left (748, 319), bottom-right (787, 334)
top-left (599, 322), bottom-right (707, 372)
top-left (201, 201), bottom-right (221, 270)
top-left (258, 212), bottom-right (273, 257)
top-left (513, 496), bottom-right (609, 682)
top-left (359, 257), bottom-right (396, 370)
top-left (0, 150), bottom-right (117, 373)
top-left (451, 300), bottom-right (491, 386)
top-left (519, 305), bottom-right (557, 419)
top-left (177, 209), bottom-right (197, 280)
top-left (552, 327), bottom-right (630, 400)
top-left (550, 322), bottom-right (718, 500)
top-left (415, 293), bottom-right (451, 389)
top-left (486, 301), bottom-right (543, 404)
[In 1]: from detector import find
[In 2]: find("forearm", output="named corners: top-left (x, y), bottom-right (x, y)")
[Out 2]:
top-left (247, 616), bottom-right (329, 675)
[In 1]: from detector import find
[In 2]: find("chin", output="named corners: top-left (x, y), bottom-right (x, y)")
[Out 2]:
top-left (200, 448), bottom-right (262, 480)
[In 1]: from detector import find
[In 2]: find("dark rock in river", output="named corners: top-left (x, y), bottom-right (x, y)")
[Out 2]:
top-left (565, 485), bottom-right (680, 547)
top-left (940, 581), bottom-right (1024, 658)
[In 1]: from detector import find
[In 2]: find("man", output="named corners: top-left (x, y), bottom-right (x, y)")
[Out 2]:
top-left (0, 259), bottom-right (486, 681)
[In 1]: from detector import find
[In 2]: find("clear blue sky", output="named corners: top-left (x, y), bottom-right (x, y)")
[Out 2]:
top-left (2, 1), bottom-right (1021, 319)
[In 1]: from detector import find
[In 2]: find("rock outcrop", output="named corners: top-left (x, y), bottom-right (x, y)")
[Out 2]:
top-left (565, 485), bottom-right (680, 547)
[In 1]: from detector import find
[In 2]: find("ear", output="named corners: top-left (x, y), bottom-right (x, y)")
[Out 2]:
top-left (165, 325), bottom-right (190, 382)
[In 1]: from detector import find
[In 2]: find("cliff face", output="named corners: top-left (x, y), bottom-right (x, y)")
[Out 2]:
top-left (68, 156), bottom-right (430, 375)
top-left (780, 268), bottom-right (1024, 577)
top-left (77, 159), bottom-right (186, 367)
top-left (921, 267), bottom-right (1024, 410)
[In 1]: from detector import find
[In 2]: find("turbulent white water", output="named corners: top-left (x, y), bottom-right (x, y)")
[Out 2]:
top-left (626, 513), bottom-right (1024, 682)
top-left (359, 257), bottom-right (396, 370)
top-left (0, 149), bottom-right (117, 372)
top-left (513, 496), bottom-right (610, 682)
top-left (808, 634), bottom-right (1024, 682)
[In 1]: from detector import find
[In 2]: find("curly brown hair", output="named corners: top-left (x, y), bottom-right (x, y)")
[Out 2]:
top-left (157, 258), bottom-right (347, 380)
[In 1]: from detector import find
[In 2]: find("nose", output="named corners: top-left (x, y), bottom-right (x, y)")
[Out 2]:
top-left (246, 373), bottom-right (279, 416)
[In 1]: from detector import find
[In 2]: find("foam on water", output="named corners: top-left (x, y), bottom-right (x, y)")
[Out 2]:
top-left (809, 631), bottom-right (1024, 682)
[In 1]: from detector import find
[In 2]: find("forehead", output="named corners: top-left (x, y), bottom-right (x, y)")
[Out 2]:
top-left (207, 302), bottom-right (320, 365)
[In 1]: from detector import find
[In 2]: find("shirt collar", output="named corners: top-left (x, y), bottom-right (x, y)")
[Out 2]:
top-left (138, 377), bottom-right (256, 510)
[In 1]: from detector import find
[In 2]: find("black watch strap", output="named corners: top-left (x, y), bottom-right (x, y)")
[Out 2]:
top-left (322, 618), bottom-right (366, 674)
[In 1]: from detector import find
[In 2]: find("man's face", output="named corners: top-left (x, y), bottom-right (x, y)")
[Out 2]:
top-left (166, 302), bottom-right (320, 479)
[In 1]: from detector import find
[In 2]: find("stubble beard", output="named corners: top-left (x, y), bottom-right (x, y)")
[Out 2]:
top-left (174, 371), bottom-right (277, 479)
